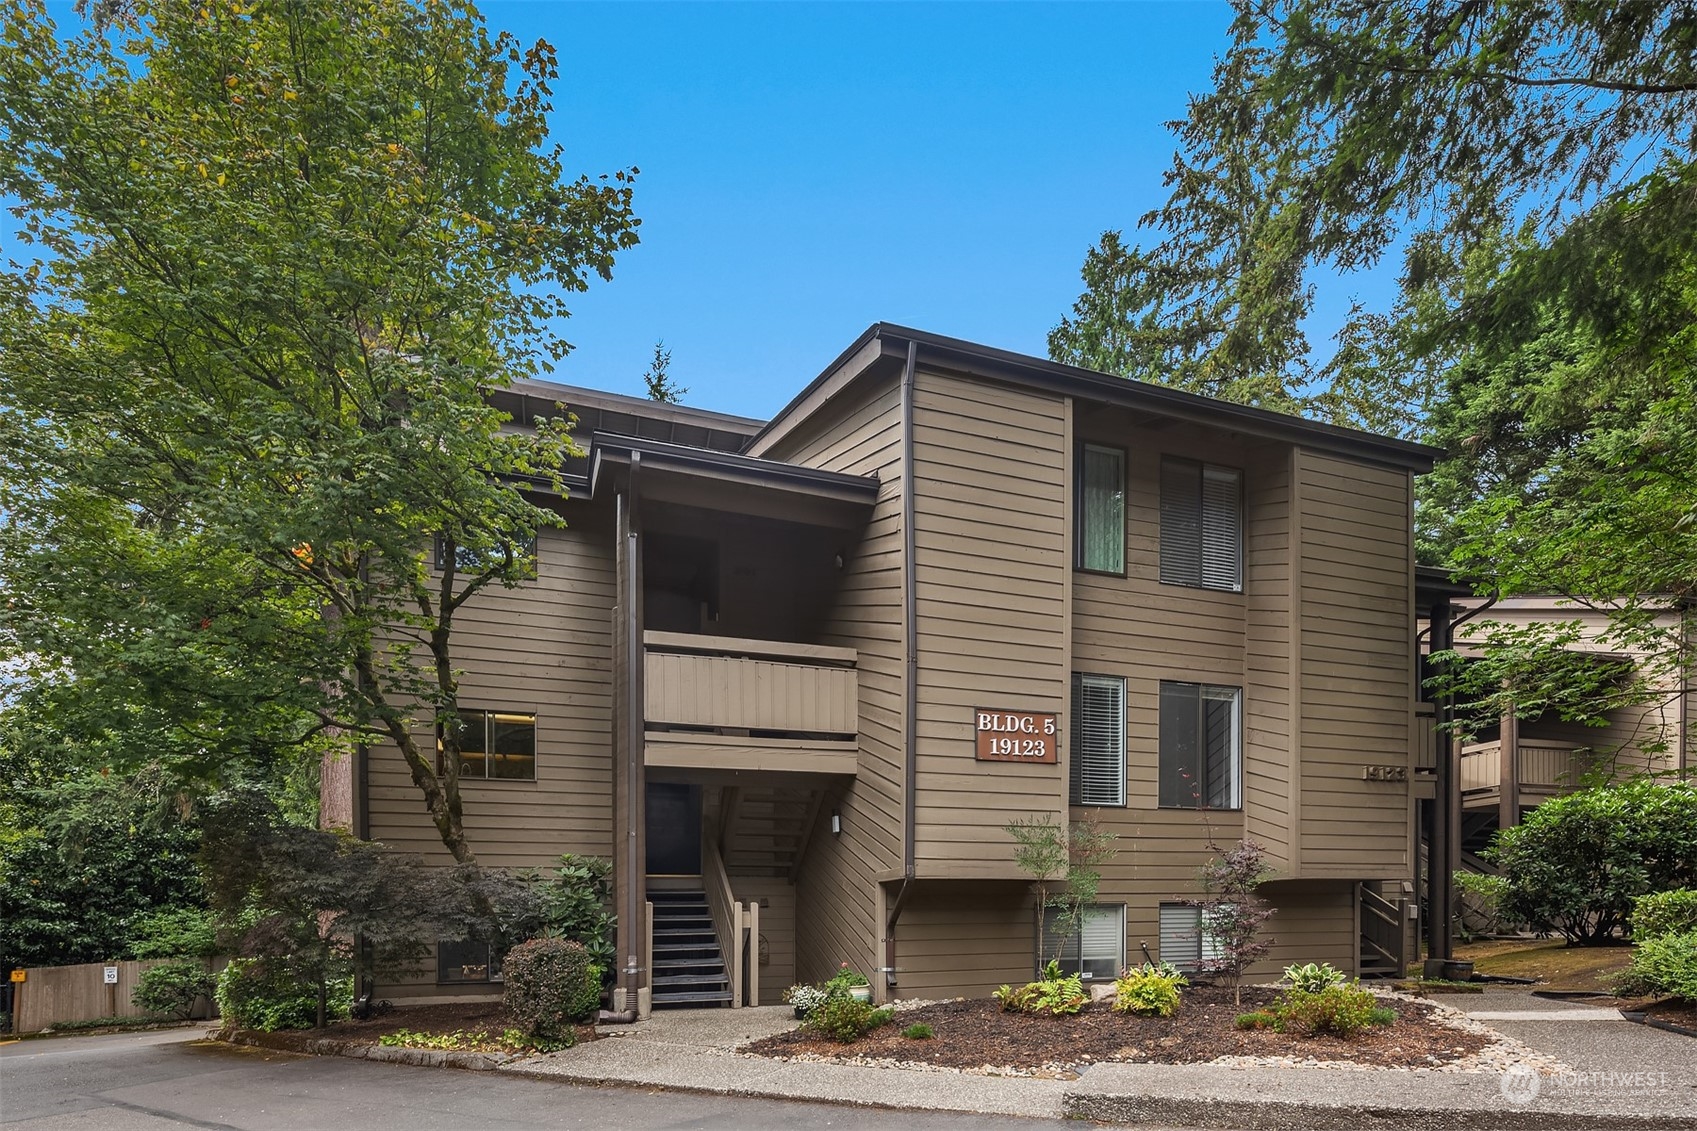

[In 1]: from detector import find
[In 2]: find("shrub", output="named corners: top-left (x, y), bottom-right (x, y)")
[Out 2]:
top-left (783, 984), bottom-right (829, 1016)
top-left (127, 908), bottom-right (220, 960)
top-left (1275, 983), bottom-right (1380, 1038)
top-left (1454, 870), bottom-right (1517, 938)
top-left (1282, 962), bottom-right (1346, 994)
top-left (826, 963), bottom-right (869, 991)
top-left (804, 996), bottom-right (893, 1043)
top-left (216, 958), bottom-right (348, 1032)
top-left (1632, 890), bottom-right (1697, 940)
top-left (132, 960), bottom-right (214, 1020)
top-left (1488, 780), bottom-right (1697, 945)
top-left (1367, 1006), bottom-right (1398, 1027)
top-left (502, 937), bottom-right (599, 1042)
top-left (537, 855), bottom-right (616, 974)
top-left (995, 961), bottom-right (1087, 1016)
top-left (1234, 1010), bottom-right (1278, 1030)
top-left (1112, 965), bottom-right (1188, 1017)
top-left (901, 1022), bottom-right (934, 1039)
top-left (1618, 929), bottom-right (1697, 1001)
top-left (1192, 839), bottom-right (1276, 1006)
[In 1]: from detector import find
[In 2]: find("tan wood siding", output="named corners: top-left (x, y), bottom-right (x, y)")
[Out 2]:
top-left (766, 375), bottom-right (906, 984)
top-left (365, 514), bottom-right (617, 869)
top-left (644, 649), bottom-right (858, 734)
top-left (1296, 451), bottom-right (1413, 878)
top-left (912, 370), bottom-right (1069, 874)
top-left (1243, 447), bottom-right (1295, 867)
top-left (891, 882), bottom-right (1035, 1000)
top-left (728, 876), bottom-right (796, 1005)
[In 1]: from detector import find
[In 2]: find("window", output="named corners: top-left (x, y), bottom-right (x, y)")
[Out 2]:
top-left (437, 939), bottom-right (502, 984)
top-left (1159, 457), bottom-right (1241, 590)
top-left (1071, 673), bottom-right (1126, 806)
top-left (1076, 444), bottom-right (1125, 573)
top-left (433, 532), bottom-right (537, 572)
top-left (439, 709), bottom-right (537, 781)
top-left (1041, 904), bottom-right (1125, 980)
top-left (1158, 903), bottom-right (1224, 971)
top-left (1158, 682), bottom-right (1241, 809)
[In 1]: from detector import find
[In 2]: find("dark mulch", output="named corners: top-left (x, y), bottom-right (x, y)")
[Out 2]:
top-left (1645, 1000), bottom-right (1697, 1035)
top-left (742, 986), bottom-right (1490, 1074)
top-left (230, 1000), bottom-right (595, 1053)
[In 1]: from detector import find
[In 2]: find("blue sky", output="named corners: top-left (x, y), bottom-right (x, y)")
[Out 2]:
top-left (489, 1), bottom-right (1391, 418)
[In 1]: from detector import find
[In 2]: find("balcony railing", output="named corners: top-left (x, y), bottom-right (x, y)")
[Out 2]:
top-left (1459, 739), bottom-right (1587, 793)
top-left (643, 630), bottom-right (858, 741)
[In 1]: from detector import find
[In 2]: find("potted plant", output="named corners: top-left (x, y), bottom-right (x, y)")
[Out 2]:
top-left (782, 983), bottom-right (827, 1020)
top-left (829, 963), bottom-right (872, 1004)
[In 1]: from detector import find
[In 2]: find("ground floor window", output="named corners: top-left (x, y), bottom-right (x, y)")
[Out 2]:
top-left (1039, 904), bottom-right (1125, 981)
top-left (438, 709), bottom-right (537, 781)
top-left (1158, 902), bottom-right (1226, 971)
top-left (437, 939), bottom-right (502, 984)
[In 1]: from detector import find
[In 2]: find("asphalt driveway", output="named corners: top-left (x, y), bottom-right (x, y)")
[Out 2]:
top-left (0, 1028), bottom-right (1064, 1130)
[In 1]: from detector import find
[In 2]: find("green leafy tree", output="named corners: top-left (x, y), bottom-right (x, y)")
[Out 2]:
top-left (1006, 811), bottom-right (1118, 968)
top-left (641, 339), bottom-right (687, 404)
top-left (0, 0), bottom-right (640, 866)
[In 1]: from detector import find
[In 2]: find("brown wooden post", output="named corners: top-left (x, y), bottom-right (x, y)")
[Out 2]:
top-left (1498, 700), bottom-right (1519, 835)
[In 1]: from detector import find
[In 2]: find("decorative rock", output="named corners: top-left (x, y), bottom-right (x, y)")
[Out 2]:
top-left (1088, 983), bottom-right (1117, 1004)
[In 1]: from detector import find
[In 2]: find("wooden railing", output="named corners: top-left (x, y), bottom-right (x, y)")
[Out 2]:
top-left (644, 631), bottom-right (857, 737)
top-left (1460, 740), bottom-right (1586, 792)
top-left (700, 825), bottom-right (760, 1007)
top-left (1359, 885), bottom-right (1404, 975)
top-left (1413, 705), bottom-right (1438, 773)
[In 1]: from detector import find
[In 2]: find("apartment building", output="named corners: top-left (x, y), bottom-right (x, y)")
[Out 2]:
top-left (324, 324), bottom-right (1437, 1010)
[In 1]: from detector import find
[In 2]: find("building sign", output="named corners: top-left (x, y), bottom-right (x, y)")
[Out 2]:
top-left (975, 709), bottom-right (1058, 763)
top-left (1362, 765), bottom-right (1408, 782)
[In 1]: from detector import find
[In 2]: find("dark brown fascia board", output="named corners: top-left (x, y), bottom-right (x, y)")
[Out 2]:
top-left (496, 375), bottom-right (767, 436)
top-left (751, 323), bottom-right (1440, 472)
top-left (587, 432), bottom-right (879, 507)
top-left (1415, 564), bottom-right (1475, 605)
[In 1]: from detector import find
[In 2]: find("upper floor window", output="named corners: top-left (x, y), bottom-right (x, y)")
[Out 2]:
top-left (1158, 682), bottom-right (1241, 809)
top-left (1071, 673), bottom-right (1126, 807)
top-left (1040, 904), bottom-right (1125, 981)
top-left (1076, 444), bottom-right (1125, 574)
top-left (439, 709), bottom-right (537, 781)
top-left (433, 532), bottom-right (537, 573)
top-left (1159, 458), bottom-right (1241, 591)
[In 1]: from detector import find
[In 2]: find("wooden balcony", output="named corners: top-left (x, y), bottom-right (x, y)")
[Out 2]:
top-left (642, 631), bottom-right (858, 776)
top-left (1460, 739), bottom-right (1588, 795)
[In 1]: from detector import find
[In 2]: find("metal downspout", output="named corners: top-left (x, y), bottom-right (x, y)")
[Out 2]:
top-left (620, 454), bottom-right (644, 1020)
top-left (886, 338), bottom-right (919, 993)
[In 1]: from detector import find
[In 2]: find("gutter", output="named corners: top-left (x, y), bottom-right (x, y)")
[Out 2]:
top-left (619, 454), bottom-right (644, 1020)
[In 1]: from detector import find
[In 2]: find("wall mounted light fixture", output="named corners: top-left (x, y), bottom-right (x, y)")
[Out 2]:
top-left (830, 810), bottom-right (842, 835)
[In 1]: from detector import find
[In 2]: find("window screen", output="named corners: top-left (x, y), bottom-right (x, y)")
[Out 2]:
top-left (1041, 904), bottom-right (1125, 980)
top-left (1158, 682), bottom-right (1241, 809)
top-left (1071, 673), bottom-right (1126, 806)
top-left (1077, 445), bottom-right (1126, 573)
top-left (1159, 457), bottom-right (1241, 590)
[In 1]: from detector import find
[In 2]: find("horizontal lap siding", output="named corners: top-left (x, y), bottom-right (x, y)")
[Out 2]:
top-left (764, 376), bottom-right (903, 985)
top-left (894, 882), bottom-right (1035, 1000)
top-left (1244, 450), bottom-right (1294, 867)
top-left (366, 515), bottom-right (616, 871)
top-left (1297, 452), bottom-right (1413, 879)
top-left (729, 876), bottom-right (796, 1005)
top-left (912, 371), bottom-right (1068, 875)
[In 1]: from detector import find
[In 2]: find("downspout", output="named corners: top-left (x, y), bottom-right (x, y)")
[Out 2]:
top-left (884, 338), bottom-right (919, 993)
top-left (608, 455), bottom-right (644, 1024)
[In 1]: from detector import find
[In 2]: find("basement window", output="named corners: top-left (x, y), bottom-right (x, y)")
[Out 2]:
top-left (1041, 904), bottom-right (1125, 981)
top-left (437, 939), bottom-right (501, 984)
top-left (1158, 903), bottom-right (1226, 972)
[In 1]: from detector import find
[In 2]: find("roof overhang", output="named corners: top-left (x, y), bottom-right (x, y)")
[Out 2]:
top-left (750, 323), bottom-right (1440, 473)
top-left (588, 432), bottom-right (878, 529)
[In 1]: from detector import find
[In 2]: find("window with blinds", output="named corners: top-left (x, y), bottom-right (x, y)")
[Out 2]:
top-left (1157, 682), bottom-right (1241, 809)
top-left (1071, 673), bottom-right (1126, 806)
top-left (1041, 904), bottom-right (1125, 980)
top-left (1077, 444), bottom-right (1126, 573)
top-left (1158, 903), bottom-right (1225, 971)
top-left (1159, 457), bottom-right (1242, 590)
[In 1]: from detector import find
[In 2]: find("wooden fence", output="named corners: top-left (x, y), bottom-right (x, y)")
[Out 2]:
top-left (10, 959), bottom-right (217, 1034)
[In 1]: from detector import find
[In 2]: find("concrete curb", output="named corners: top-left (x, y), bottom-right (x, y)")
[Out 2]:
top-left (221, 1028), bottom-right (518, 1072)
top-left (1060, 1089), bottom-right (1697, 1131)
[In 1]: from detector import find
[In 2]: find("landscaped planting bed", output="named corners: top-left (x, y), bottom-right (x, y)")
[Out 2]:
top-left (225, 1000), bottom-right (596, 1055)
top-left (743, 985), bottom-right (1493, 1076)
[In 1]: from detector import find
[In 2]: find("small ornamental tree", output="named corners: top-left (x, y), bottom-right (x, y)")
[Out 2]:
top-left (1006, 811), bottom-right (1118, 968)
top-left (1191, 838), bottom-right (1276, 1006)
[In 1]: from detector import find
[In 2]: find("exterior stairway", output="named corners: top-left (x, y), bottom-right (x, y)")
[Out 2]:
top-left (649, 888), bottom-right (732, 1007)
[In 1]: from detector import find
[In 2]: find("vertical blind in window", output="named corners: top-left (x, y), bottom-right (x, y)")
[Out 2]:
top-left (1042, 905), bottom-right (1125, 980)
top-left (1071, 673), bottom-right (1126, 806)
top-left (1078, 444), bottom-right (1126, 573)
top-left (1159, 458), bottom-right (1242, 590)
top-left (1158, 682), bottom-right (1241, 809)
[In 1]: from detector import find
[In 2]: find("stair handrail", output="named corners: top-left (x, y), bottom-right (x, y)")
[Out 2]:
top-left (744, 898), bottom-right (760, 1009)
top-left (701, 825), bottom-right (744, 1009)
top-left (1359, 884), bottom-right (1404, 971)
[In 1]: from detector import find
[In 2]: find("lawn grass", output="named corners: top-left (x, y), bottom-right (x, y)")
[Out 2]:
top-left (1455, 938), bottom-right (1634, 992)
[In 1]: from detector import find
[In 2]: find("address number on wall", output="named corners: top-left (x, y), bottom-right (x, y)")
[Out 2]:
top-left (975, 709), bottom-right (1058, 764)
top-left (1362, 765), bottom-right (1408, 782)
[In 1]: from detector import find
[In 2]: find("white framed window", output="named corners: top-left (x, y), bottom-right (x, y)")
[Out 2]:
top-left (1158, 903), bottom-right (1225, 971)
top-left (1041, 904), bottom-right (1125, 981)
top-left (1077, 444), bottom-right (1126, 574)
top-left (1071, 673), bottom-right (1126, 806)
top-left (438, 709), bottom-right (537, 781)
top-left (1159, 457), bottom-right (1241, 591)
top-left (1158, 682), bottom-right (1241, 809)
